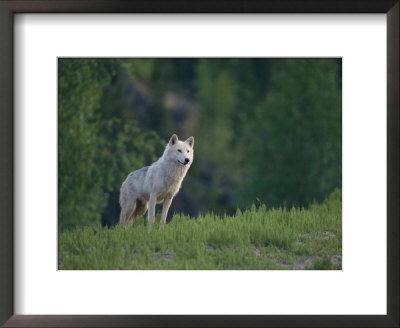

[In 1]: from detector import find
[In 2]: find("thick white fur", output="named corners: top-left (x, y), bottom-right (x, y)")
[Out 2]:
top-left (119, 134), bottom-right (194, 230)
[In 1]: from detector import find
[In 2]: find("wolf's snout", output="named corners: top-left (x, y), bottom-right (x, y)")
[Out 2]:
top-left (184, 158), bottom-right (190, 164)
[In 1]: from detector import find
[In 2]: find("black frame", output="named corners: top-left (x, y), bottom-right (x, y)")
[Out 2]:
top-left (0, 1), bottom-right (398, 327)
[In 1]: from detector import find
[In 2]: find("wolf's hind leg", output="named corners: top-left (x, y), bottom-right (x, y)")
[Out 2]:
top-left (119, 207), bottom-right (128, 227)
top-left (125, 200), bottom-right (138, 227)
top-left (134, 200), bottom-right (148, 217)
top-left (127, 199), bottom-right (147, 226)
top-left (120, 201), bottom-right (136, 228)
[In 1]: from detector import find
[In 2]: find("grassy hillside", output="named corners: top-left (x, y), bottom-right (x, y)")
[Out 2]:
top-left (58, 189), bottom-right (341, 270)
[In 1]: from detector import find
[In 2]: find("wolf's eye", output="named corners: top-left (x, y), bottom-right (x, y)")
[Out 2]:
top-left (187, 150), bottom-right (190, 153)
top-left (177, 149), bottom-right (182, 153)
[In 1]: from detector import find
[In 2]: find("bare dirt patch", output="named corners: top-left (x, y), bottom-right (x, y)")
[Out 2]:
top-left (205, 243), bottom-right (215, 251)
top-left (254, 246), bottom-right (261, 256)
top-left (293, 257), bottom-right (313, 269)
top-left (320, 231), bottom-right (336, 240)
top-left (155, 248), bottom-right (176, 262)
top-left (331, 255), bottom-right (342, 265)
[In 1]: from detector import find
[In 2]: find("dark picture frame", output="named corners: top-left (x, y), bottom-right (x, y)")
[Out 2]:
top-left (0, 1), bottom-right (398, 327)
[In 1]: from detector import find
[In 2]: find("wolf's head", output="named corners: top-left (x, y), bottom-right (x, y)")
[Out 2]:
top-left (165, 134), bottom-right (194, 167)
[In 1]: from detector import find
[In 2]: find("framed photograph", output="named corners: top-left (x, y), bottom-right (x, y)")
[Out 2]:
top-left (1, 1), bottom-right (398, 327)
top-left (56, 56), bottom-right (343, 272)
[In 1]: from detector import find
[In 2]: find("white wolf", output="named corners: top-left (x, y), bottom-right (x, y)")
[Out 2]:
top-left (119, 134), bottom-right (194, 230)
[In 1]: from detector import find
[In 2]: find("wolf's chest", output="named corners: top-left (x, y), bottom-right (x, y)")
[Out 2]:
top-left (155, 169), bottom-right (185, 200)
top-left (162, 174), bottom-right (182, 193)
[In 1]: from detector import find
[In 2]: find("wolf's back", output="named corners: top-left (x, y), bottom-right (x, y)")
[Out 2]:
top-left (120, 166), bottom-right (150, 200)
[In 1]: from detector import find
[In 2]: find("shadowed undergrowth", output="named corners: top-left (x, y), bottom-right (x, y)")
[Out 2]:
top-left (58, 189), bottom-right (341, 270)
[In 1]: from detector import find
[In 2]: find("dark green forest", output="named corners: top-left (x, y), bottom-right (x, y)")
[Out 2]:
top-left (58, 58), bottom-right (341, 231)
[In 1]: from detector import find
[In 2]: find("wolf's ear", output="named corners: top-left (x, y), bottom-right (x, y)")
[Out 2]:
top-left (169, 134), bottom-right (178, 145)
top-left (185, 136), bottom-right (194, 147)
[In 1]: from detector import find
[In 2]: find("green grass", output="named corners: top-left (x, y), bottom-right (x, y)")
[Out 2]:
top-left (58, 189), bottom-right (342, 270)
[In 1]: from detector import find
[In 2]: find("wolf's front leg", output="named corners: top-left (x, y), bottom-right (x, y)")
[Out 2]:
top-left (147, 192), bottom-right (157, 230)
top-left (159, 197), bottom-right (173, 230)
